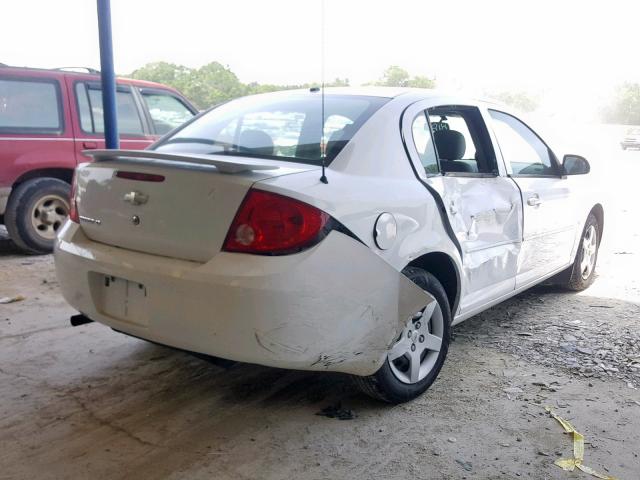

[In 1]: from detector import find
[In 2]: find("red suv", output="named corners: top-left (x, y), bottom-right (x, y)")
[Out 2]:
top-left (0, 66), bottom-right (197, 253)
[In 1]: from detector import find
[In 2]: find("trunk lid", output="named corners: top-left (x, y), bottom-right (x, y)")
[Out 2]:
top-left (75, 150), bottom-right (316, 262)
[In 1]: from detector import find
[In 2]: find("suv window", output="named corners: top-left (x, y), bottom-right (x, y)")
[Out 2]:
top-left (140, 90), bottom-right (194, 134)
top-left (75, 83), bottom-right (144, 136)
top-left (489, 110), bottom-right (557, 176)
top-left (427, 106), bottom-right (497, 175)
top-left (411, 111), bottom-right (439, 174)
top-left (0, 78), bottom-right (62, 133)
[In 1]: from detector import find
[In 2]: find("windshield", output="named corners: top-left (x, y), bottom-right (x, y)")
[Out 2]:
top-left (153, 93), bottom-right (389, 165)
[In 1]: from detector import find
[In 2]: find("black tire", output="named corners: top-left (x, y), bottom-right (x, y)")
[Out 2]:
top-left (5, 178), bottom-right (70, 255)
top-left (563, 213), bottom-right (600, 291)
top-left (353, 267), bottom-right (452, 404)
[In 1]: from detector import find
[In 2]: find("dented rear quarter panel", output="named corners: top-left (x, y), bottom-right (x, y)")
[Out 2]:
top-left (55, 222), bottom-right (434, 376)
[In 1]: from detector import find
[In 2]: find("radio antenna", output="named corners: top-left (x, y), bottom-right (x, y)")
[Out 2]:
top-left (319, 0), bottom-right (328, 184)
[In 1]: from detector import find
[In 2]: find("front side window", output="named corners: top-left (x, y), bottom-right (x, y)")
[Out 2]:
top-left (0, 78), bottom-right (62, 133)
top-left (154, 94), bottom-right (389, 165)
top-left (489, 110), bottom-right (557, 176)
top-left (141, 91), bottom-right (194, 134)
top-left (75, 83), bottom-right (144, 136)
top-left (411, 111), bottom-right (439, 174)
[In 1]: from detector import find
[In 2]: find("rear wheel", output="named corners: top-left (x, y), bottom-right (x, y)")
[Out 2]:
top-left (563, 213), bottom-right (600, 291)
top-left (5, 178), bottom-right (70, 254)
top-left (353, 267), bottom-right (451, 403)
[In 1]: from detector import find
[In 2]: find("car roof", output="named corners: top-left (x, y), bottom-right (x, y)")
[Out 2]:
top-left (251, 86), bottom-right (505, 109)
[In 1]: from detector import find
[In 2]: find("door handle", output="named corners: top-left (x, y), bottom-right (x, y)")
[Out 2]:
top-left (82, 141), bottom-right (98, 149)
top-left (527, 195), bottom-right (542, 207)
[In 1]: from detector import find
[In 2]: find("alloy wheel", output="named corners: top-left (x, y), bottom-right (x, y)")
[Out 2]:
top-left (580, 225), bottom-right (597, 280)
top-left (387, 301), bottom-right (444, 384)
top-left (30, 194), bottom-right (69, 240)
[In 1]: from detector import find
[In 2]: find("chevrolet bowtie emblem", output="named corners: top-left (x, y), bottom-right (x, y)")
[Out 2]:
top-left (123, 191), bottom-right (148, 205)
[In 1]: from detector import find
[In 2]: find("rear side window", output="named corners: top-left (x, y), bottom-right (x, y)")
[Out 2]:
top-left (427, 106), bottom-right (497, 175)
top-left (141, 91), bottom-right (194, 134)
top-left (0, 78), bottom-right (62, 133)
top-left (411, 111), bottom-right (439, 174)
top-left (489, 110), bottom-right (557, 176)
top-left (75, 83), bottom-right (144, 136)
top-left (154, 94), bottom-right (389, 165)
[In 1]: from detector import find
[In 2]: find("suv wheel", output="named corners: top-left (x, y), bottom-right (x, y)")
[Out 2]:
top-left (353, 267), bottom-right (452, 403)
top-left (5, 178), bottom-right (70, 254)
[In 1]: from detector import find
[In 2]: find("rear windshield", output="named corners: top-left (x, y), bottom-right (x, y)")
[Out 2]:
top-left (153, 93), bottom-right (389, 165)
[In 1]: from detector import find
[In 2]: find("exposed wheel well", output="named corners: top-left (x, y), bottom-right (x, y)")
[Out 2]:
top-left (406, 252), bottom-right (460, 314)
top-left (12, 168), bottom-right (74, 188)
top-left (590, 204), bottom-right (604, 245)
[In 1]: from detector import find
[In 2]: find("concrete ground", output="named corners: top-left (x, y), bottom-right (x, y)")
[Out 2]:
top-left (1, 134), bottom-right (639, 479)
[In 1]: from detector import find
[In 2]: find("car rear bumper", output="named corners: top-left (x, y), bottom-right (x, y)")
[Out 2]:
top-left (54, 222), bottom-right (431, 376)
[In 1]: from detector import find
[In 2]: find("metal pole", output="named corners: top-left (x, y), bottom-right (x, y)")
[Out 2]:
top-left (97, 0), bottom-right (119, 149)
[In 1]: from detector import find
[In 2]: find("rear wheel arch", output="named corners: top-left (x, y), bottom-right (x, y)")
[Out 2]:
top-left (12, 168), bottom-right (74, 189)
top-left (405, 252), bottom-right (460, 315)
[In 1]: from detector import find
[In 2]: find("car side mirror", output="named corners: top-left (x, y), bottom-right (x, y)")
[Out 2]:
top-left (563, 154), bottom-right (590, 175)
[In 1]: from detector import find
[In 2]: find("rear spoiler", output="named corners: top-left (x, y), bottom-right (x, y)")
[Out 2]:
top-left (83, 149), bottom-right (280, 174)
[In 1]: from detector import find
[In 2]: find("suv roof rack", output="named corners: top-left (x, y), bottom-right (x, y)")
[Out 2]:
top-left (54, 67), bottom-right (100, 74)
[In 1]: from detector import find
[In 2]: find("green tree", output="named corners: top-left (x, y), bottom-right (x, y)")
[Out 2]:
top-left (184, 62), bottom-right (246, 108)
top-left (373, 66), bottom-right (435, 88)
top-left (492, 91), bottom-right (539, 113)
top-left (130, 61), bottom-right (246, 109)
top-left (246, 77), bottom-right (350, 95)
top-left (130, 61), bottom-right (350, 108)
top-left (327, 77), bottom-right (350, 87)
top-left (376, 65), bottom-right (410, 87)
top-left (602, 83), bottom-right (640, 125)
top-left (130, 61), bottom-right (191, 92)
top-left (407, 75), bottom-right (436, 89)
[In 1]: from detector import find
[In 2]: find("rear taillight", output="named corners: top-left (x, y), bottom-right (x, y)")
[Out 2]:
top-left (223, 189), bottom-right (330, 255)
top-left (69, 170), bottom-right (79, 223)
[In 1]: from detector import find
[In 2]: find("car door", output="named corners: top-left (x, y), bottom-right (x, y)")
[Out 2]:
top-left (404, 102), bottom-right (522, 315)
top-left (69, 79), bottom-right (155, 162)
top-left (487, 109), bottom-right (576, 288)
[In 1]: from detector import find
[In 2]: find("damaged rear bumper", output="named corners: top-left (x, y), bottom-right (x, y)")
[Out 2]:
top-left (54, 222), bottom-right (432, 376)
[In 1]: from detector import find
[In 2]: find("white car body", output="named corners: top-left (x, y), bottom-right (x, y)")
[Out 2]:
top-left (55, 88), bottom-right (604, 379)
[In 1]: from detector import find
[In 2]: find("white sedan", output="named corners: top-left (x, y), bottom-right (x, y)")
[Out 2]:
top-left (55, 88), bottom-right (603, 403)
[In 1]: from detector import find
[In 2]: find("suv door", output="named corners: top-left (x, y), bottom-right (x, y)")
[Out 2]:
top-left (0, 73), bottom-right (75, 181)
top-left (488, 109), bottom-right (576, 287)
top-left (70, 80), bottom-right (155, 162)
top-left (404, 103), bottom-right (522, 315)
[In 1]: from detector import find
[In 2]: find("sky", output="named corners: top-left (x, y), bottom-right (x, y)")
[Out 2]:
top-left (2, 0), bottom-right (639, 118)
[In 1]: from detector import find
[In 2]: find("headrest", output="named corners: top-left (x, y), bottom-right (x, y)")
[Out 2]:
top-left (238, 129), bottom-right (274, 156)
top-left (433, 129), bottom-right (466, 160)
